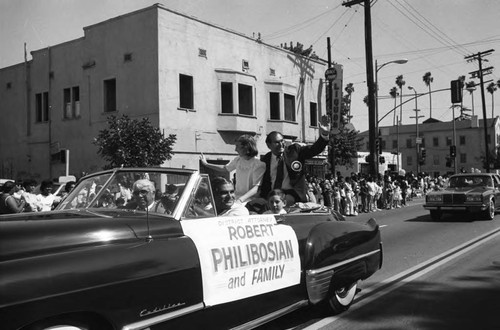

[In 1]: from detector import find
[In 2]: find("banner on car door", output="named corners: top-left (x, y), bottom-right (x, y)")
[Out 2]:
top-left (181, 214), bottom-right (301, 306)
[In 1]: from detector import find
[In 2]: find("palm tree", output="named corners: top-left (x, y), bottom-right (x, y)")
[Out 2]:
top-left (487, 82), bottom-right (497, 118)
top-left (422, 72), bottom-right (433, 119)
top-left (465, 81), bottom-right (476, 116)
top-left (389, 87), bottom-right (399, 125)
top-left (395, 75), bottom-right (405, 125)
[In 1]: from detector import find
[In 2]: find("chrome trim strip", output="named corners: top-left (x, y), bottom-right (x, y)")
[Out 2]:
top-left (306, 249), bottom-right (381, 276)
top-left (121, 303), bottom-right (204, 330)
top-left (229, 300), bottom-right (309, 330)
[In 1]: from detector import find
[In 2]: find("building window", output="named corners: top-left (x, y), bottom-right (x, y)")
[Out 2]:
top-left (407, 155), bottom-right (413, 166)
top-left (104, 78), bottom-right (116, 113)
top-left (459, 135), bottom-right (466, 145)
top-left (269, 92), bottom-right (280, 120)
top-left (73, 86), bottom-right (80, 117)
top-left (392, 140), bottom-right (398, 149)
top-left (64, 88), bottom-right (71, 118)
top-left (238, 83), bottom-right (253, 116)
top-left (381, 139), bottom-right (386, 150)
top-left (35, 92), bottom-right (49, 122)
top-left (179, 74), bottom-right (194, 110)
top-left (63, 86), bottom-right (80, 119)
top-left (284, 93), bottom-right (296, 122)
top-left (310, 102), bottom-right (318, 127)
top-left (460, 153), bottom-right (467, 163)
top-left (221, 82), bottom-right (233, 114)
top-left (406, 138), bottom-right (412, 148)
top-left (433, 137), bottom-right (439, 147)
top-left (446, 136), bottom-right (452, 146)
top-left (433, 155), bottom-right (440, 165)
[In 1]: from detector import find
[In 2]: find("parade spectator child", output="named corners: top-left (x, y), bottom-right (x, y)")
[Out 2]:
top-left (21, 179), bottom-right (41, 212)
top-left (37, 180), bottom-right (60, 211)
top-left (393, 181), bottom-right (402, 208)
top-left (264, 189), bottom-right (287, 215)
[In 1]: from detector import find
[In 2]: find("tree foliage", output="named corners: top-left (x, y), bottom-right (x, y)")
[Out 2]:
top-left (331, 127), bottom-right (362, 167)
top-left (93, 115), bottom-right (177, 169)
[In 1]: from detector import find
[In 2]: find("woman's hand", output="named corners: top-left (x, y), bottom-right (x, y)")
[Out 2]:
top-left (199, 152), bottom-right (208, 165)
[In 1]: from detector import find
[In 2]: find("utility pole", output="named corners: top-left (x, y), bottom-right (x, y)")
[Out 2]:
top-left (343, 0), bottom-right (377, 177)
top-left (326, 37), bottom-right (335, 177)
top-left (466, 49), bottom-right (495, 172)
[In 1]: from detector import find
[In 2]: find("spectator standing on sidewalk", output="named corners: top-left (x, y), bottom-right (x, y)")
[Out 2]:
top-left (0, 181), bottom-right (27, 214)
top-left (21, 179), bottom-right (41, 212)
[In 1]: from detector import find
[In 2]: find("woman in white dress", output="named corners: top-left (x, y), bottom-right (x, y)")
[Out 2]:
top-left (200, 134), bottom-right (265, 204)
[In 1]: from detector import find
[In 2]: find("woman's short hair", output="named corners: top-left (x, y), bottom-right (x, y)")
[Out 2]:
top-left (22, 179), bottom-right (37, 189)
top-left (267, 189), bottom-right (285, 201)
top-left (2, 181), bottom-right (16, 193)
top-left (236, 134), bottom-right (258, 157)
top-left (40, 180), bottom-right (54, 191)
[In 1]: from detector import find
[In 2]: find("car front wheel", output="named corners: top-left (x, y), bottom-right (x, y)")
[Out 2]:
top-left (327, 282), bottom-right (358, 315)
top-left (483, 198), bottom-right (495, 220)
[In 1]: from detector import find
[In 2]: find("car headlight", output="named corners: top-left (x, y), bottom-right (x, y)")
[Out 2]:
top-left (466, 195), bottom-right (482, 202)
top-left (427, 195), bottom-right (443, 202)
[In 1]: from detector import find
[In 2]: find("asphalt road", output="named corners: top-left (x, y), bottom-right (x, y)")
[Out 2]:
top-left (259, 198), bottom-right (500, 330)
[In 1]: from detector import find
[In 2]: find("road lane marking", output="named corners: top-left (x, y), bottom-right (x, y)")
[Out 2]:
top-left (304, 226), bottom-right (500, 330)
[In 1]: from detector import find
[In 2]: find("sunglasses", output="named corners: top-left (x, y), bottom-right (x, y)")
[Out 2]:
top-left (133, 189), bottom-right (150, 196)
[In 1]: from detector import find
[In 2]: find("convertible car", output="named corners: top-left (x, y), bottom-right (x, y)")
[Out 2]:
top-left (424, 173), bottom-right (500, 220)
top-left (0, 168), bottom-right (382, 330)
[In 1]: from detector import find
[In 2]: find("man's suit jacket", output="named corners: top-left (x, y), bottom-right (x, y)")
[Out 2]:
top-left (260, 136), bottom-right (328, 202)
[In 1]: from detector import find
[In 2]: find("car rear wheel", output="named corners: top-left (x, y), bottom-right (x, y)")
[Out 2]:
top-left (327, 282), bottom-right (358, 314)
top-left (483, 198), bottom-right (495, 220)
top-left (430, 210), bottom-right (442, 221)
top-left (25, 314), bottom-right (111, 330)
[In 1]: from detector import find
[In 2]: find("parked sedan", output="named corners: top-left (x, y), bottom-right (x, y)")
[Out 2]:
top-left (424, 173), bottom-right (500, 220)
top-left (0, 167), bottom-right (382, 330)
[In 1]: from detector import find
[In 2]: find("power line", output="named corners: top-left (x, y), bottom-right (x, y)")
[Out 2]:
top-left (398, 0), bottom-right (472, 55)
top-left (262, 4), bottom-right (342, 41)
top-left (387, 0), bottom-right (468, 57)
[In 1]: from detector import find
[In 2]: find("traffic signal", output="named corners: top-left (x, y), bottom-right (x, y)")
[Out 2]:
top-left (378, 137), bottom-right (383, 154)
top-left (450, 80), bottom-right (462, 104)
top-left (421, 148), bottom-right (426, 159)
top-left (450, 145), bottom-right (456, 158)
top-left (379, 156), bottom-right (385, 164)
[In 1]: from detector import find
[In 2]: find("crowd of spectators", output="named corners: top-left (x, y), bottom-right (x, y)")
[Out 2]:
top-left (0, 180), bottom-right (76, 214)
top-left (304, 171), bottom-right (448, 217)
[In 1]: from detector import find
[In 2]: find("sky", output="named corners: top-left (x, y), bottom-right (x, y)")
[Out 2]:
top-left (1, 0), bottom-right (499, 132)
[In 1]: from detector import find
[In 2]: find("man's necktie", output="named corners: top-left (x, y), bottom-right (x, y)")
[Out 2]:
top-left (274, 155), bottom-right (284, 189)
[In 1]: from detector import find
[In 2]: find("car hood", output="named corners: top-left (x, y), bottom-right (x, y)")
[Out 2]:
top-left (438, 186), bottom-right (491, 194)
top-left (0, 209), bottom-right (176, 261)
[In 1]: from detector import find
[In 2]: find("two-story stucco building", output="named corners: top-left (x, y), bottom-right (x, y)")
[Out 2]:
top-left (0, 4), bottom-right (332, 181)
top-left (359, 115), bottom-right (500, 177)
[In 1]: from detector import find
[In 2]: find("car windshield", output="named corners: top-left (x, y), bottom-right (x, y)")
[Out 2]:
top-left (448, 176), bottom-right (493, 188)
top-left (57, 170), bottom-right (192, 215)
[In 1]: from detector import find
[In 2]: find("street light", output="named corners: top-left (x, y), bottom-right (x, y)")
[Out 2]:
top-left (408, 86), bottom-right (424, 174)
top-left (375, 59), bottom-right (408, 174)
